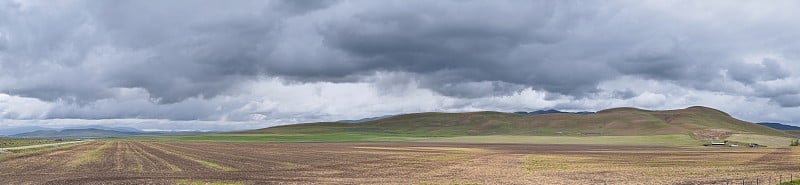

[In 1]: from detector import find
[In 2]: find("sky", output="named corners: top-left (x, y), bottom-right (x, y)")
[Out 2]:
top-left (1, 0), bottom-right (799, 131)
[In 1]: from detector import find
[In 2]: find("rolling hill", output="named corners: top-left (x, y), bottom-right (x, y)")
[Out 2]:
top-left (759, 123), bottom-right (800, 138)
top-left (246, 106), bottom-right (792, 140)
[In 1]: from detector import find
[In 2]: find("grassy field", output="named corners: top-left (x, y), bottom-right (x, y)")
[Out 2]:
top-left (128, 133), bottom-right (798, 148)
top-left (133, 133), bottom-right (705, 146)
top-left (725, 134), bottom-right (794, 147)
top-left (133, 132), bottom-right (427, 142)
top-left (0, 141), bottom-right (88, 161)
top-left (0, 138), bottom-right (59, 148)
top-left (418, 134), bottom-right (703, 147)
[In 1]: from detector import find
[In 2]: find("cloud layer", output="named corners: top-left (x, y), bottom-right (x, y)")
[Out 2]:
top-left (1, 0), bottom-right (799, 130)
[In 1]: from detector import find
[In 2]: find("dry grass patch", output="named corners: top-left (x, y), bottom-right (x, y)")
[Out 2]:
top-left (175, 179), bottom-right (243, 185)
top-left (144, 143), bottom-right (237, 171)
top-left (67, 142), bottom-right (112, 168)
top-left (354, 146), bottom-right (487, 153)
top-left (423, 153), bottom-right (472, 161)
top-left (134, 143), bottom-right (182, 172)
top-left (421, 180), bottom-right (481, 185)
top-left (279, 161), bottom-right (303, 169)
top-left (522, 154), bottom-right (597, 171)
top-left (195, 160), bottom-right (237, 171)
top-left (355, 146), bottom-right (486, 162)
top-left (408, 147), bottom-right (486, 152)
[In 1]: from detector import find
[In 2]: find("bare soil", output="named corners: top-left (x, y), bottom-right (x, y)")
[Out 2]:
top-left (1, 141), bottom-right (799, 184)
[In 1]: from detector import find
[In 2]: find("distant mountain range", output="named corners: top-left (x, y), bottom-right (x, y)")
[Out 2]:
top-left (4, 126), bottom-right (213, 139)
top-left (13, 128), bottom-right (140, 138)
top-left (514, 109), bottom-right (595, 115)
top-left (0, 125), bottom-right (144, 136)
top-left (62, 125), bottom-right (143, 133)
top-left (338, 115), bottom-right (396, 123)
top-left (757, 122), bottom-right (800, 130)
top-left (0, 126), bottom-right (54, 136)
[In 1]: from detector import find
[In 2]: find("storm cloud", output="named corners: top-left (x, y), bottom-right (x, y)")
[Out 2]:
top-left (1, 0), bottom-right (799, 130)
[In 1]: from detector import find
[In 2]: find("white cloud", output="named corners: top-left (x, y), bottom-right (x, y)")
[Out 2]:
top-left (0, 93), bottom-right (51, 119)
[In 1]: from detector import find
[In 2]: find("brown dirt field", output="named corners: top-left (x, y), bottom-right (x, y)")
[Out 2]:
top-left (1, 141), bottom-right (800, 184)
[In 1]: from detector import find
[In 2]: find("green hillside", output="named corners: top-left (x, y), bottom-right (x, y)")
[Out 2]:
top-left (246, 106), bottom-right (792, 140)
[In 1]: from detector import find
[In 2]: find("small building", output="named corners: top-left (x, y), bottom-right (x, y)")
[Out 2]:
top-left (711, 141), bottom-right (727, 145)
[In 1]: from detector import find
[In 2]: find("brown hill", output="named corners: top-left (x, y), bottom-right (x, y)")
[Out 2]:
top-left (247, 106), bottom-right (791, 139)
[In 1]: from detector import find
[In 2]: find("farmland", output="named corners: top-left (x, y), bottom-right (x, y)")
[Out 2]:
top-left (2, 141), bottom-right (800, 184)
top-left (3, 106), bottom-right (798, 184)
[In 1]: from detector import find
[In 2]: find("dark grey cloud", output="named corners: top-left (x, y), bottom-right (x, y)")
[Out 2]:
top-left (774, 94), bottom-right (800, 107)
top-left (728, 59), bottom-right (791, 84)
top-left (0, 0), bottom-right (799, 126)
top-left (0, 0), bottom-right (340, 103)
top-left (315, 1), bottom-right (611, 96)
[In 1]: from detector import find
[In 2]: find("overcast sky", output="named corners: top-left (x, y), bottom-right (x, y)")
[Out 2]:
top-left (1, 0), bottom-right (799, 131)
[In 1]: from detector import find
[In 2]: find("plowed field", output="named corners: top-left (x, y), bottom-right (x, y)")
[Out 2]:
top-left (1, 141), bottom-right (799, 184)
